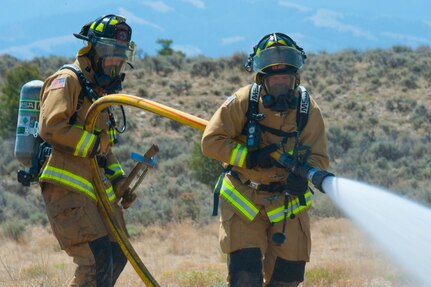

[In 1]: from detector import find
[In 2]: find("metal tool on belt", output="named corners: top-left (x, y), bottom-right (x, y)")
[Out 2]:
top-left (121, 144), bottom-right (159, 209)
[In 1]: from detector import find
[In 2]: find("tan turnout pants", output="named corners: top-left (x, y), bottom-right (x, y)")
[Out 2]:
top-left (42, 182), bottom-right (126, 286)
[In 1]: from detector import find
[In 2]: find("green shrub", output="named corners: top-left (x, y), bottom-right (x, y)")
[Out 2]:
top-left (2, 219), bottom-right (26, 242)
top-left (411, 104), bottom-right (430, 129)
top-left (190, 58), bottom-right (220, 77)
top-left (0, 62), bottom-right (41, 137)
top-left (190, 142), bottom-right (223, 186)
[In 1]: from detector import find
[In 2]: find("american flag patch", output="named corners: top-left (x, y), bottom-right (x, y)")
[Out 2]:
top-left (49, 77), bottom-right (66, 90)
top-left (223, 95), bottom-right (236, 106)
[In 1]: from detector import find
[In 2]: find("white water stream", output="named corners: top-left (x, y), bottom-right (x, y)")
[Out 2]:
top-left (322, 176), bottom-right (431, 286)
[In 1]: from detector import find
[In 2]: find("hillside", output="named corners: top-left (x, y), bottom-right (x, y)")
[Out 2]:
top-left (0, 46), bottom-right (430, 228)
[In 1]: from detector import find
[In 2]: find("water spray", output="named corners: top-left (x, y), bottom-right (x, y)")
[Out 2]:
top-left (322, 176), bottom-right (431, 286)
top-left (277, 151), bottom-right (431, 285)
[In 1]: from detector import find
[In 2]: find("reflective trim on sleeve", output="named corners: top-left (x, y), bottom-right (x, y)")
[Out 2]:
top-left (229, 144), bottom-right (248, 167)
top-left (220, 178), bottom-right (259, 221)
top-left (106, 163), bottom-right (125, 180)
top-left (108, 128), bottom-right (117, 144)
top-left (105, 185), bottom-right (116, 202)
top-left (74, 130), bottom-right (97, 157)
top-left (267, 190), bottom-right (312, 223)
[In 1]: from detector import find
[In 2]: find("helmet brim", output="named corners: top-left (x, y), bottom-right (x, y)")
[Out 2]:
top-left (253, 46), bottom-right (304, 74)
top-left (73, 33), bottom-right (90, 41)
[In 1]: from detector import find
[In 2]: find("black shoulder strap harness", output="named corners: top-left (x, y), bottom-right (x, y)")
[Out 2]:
top-left (59, 64), bottom-right (100, 125)
top-left (60, 64), bottom-right (121, 174)
top-left (211, 84), bottom-right (311, 216)
top-left (60, 64), bottom-right (126, 144)
top-left (245, 83), bottom-right (310, 145)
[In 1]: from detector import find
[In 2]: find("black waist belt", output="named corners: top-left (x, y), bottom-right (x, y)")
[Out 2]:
top-left (231, 171), bottom-right (308, 206)
top-left (230, 171), bottom-right (285, 193)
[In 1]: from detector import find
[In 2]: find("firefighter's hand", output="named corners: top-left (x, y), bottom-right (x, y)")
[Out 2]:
top-left (121, 190), bottom-right (137, 209)
top-left (113, 178), bottom-right (128, 198)
top-left (246, 144), bottom-right (279, 169)
top-left (284, 173), bottom-right (308, 196)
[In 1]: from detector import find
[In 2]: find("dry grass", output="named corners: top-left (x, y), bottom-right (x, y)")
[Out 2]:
top-left (0, 218), bottom-right (415, 287)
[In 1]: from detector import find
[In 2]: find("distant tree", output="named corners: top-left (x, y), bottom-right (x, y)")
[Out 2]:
top-left (0, 63), bottom-right (41, 137)
top-left (156, 39), bottom-right (186, 57)
top-left (157, 39), bottom-right (174, 56)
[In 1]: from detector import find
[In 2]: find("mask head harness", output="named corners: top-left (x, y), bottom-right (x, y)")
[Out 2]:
top-left (74, 14), bottom-right (136, 93)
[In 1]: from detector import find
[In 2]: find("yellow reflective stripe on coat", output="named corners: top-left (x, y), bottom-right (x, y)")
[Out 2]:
top-left (108, 128), bottom-right (117, 143)
top-left (220, 178), bottom-right (259, 221)
top-left (229, 144), bottom-right (248, 167)
top-left (107, 163), bottom-right (125, 180)
top-left (74, 130), bottom-right (97, 157)
top-left (40, 165), bottom-right (116, 202)
top-left (72, 124), bottom-right (100, 157)
top-left (267, 191), bottom-right (312, 223)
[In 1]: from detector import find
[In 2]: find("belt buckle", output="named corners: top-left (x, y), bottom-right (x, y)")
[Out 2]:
top-left (249, 181), bottom-right (260, 190)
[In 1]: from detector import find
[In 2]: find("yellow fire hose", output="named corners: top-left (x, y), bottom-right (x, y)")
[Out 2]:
top-left (84, 94), bottom-right (209, 286)
top-left (84, 93), bottom-right (286, 285)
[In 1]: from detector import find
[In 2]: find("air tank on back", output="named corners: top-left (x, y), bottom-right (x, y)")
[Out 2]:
top-left (14, 80), bottom-right (43, 166)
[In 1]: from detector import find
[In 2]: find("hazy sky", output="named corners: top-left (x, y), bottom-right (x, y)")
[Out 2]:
top-left (1, 0), bottom-right (431, 60)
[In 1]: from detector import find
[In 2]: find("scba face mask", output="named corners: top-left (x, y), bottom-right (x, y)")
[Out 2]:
top-left (93, 37), bottom-right (135, 93)
top-left (262, 73), bottom-right (298, 112)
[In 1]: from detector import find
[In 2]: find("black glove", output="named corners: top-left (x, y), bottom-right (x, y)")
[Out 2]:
top-left (246, 144), bottom-right (279, 169)
top-left (284, 173), bottom-right (308, 196)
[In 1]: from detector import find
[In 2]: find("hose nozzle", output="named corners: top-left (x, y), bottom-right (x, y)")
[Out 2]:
top-left (305, 168), bottom-right (334, 193)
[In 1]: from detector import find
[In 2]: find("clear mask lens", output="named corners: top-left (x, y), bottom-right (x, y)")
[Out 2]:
top-left (94, 37), bottom-right (136, 63)
top-left (264, 73), bottom-right (295, 97)
top-left (102, 57), bottom-right (127, 78)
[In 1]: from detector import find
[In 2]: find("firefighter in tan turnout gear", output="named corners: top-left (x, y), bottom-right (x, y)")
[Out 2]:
top-left (201, 33), bottom-right (330, 286)
top-left (38, 15), bottom-right (136, 286)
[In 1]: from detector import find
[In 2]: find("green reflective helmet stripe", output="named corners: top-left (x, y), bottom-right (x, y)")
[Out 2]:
top-left (91, 17), bottom-right (120, 34)
top-left (257, 38), bottom-right (288, 55)
top-left (109, 18), bottom-right (119, 25)
top-left (267, 190), bottom-right (312, 223)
